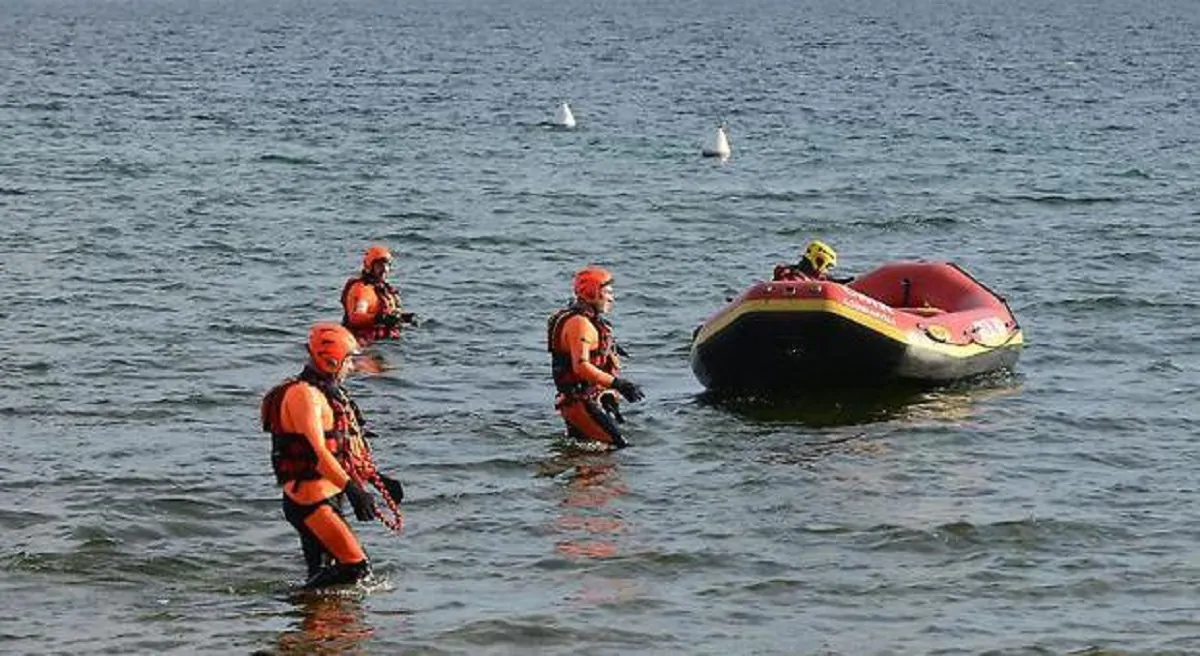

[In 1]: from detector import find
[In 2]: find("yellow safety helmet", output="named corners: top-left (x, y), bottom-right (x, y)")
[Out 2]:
top-left (802, 240), bottom-right (837, 276)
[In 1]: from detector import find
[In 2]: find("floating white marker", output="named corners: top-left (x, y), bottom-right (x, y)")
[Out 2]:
top-left (554, 102), bottom-right (576, 128)
top-left (702, 124), bottom-right (731, 159)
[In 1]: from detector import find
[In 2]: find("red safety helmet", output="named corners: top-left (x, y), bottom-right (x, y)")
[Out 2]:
top-left (573, 266), bottom-right (614, 303)
top-left (362, 245), bottom-right (393, 271)
top-left (307, 323), bottom-right (360, 374)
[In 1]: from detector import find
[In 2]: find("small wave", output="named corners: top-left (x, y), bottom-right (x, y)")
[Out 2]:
top-left (754, 433), bottom-right (883, 465)
top-left (412, 455), bottom-right (532, 475)
top-left (436, 617), bottom-right (660, 648)
top-left (80, 300), bottom-right (161, 312)
top-left (104, 87), bottom-right (146, 99)
top-left (0, 187), bottom-right (27, 196)
top-left (143, 112), bottom-right (184, 123)
top-left (513, 190), bottom-right (606, 210)
top-left (257, 154), bottom-right (318, 166)
top-left (0, 404), bottom-right (178, 421)
top-left (1035, 295), bottom-right (1198, 311)
top-left (212, 323), bottom-right (295, 338)
top-left (148, 496), bottom-right (231, 522)
top-left (862, 517), bottom-right (1131, 554)
top-left (739, 578), bottom-right (807, 594)
top-left (842, 213), bottom-right (967, 229)
top-left (442, 232), bottom-right (555, 250)
top-left (144, 390), bottom-right (241, 410)
top-left (5, 546), bottom-right (223, 584)
top-left (1142, 358), bottom-right (1183, 373)
top-left (187, 238), bottom-right (241, 254)
top-left (94, 157), bottom-right (154, 178)
top-left (733, 190), bottom-right (825, 203)
top-left (15, 98), bottom-right (66, 112)
top-left (0, 508), bottom-right (50, 531)
top-left (978, 193), bottom-right (1124, 206)
top-left (1115, 168), bottom-right (1151, 179)
top-left (379, 210), bottom-right (456, 223)
top-left (190, 113), bottom-right (236, 127)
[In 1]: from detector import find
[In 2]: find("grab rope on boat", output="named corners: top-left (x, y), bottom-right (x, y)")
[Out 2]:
top-left (969, 326), bottom-right (1022, 351)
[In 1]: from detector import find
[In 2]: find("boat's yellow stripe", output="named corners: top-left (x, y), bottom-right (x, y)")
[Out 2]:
top-left (693, 298), bottom-right (1023, 359)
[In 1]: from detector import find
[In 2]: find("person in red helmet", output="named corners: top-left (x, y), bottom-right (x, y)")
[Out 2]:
top-left (260, 323), bottom-right (406, 589)
top-left (546, 266), bottom-right (645, 449)
top-left (341, 245), bottom-right (415, 344)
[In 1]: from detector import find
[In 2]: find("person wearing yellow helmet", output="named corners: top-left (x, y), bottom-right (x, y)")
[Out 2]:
top-left (546, 266), bottom-right (645, 449)
top-left (773, 239), bottom-right (853, 283)
top-left (341, 244), bottom-right (415, 344)
top-left (260, 323), bottom-right (406, 589)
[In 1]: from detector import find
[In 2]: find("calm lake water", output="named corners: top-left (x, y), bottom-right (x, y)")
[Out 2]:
top-left (2, 0), bottom-right (1199, 653)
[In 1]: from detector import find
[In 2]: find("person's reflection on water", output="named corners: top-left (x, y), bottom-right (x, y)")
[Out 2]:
top-left (554, 458), bottom-right (627, 560)
top-left (268, 594), bottom-right (375, 656)
top-left (540, 451), bottom-right (640, 607)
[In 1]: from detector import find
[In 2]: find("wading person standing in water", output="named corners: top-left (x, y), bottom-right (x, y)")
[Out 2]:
top-left (547, 266), bottom-right (645, 449)
top-left (260, 323), bottom-right (405, 589)
top-left (341, 245), bottom-right (415, 344)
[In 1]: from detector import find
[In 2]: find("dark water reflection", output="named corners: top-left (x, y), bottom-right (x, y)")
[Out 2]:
top-left (695, 372), bottom-right (1021, 427)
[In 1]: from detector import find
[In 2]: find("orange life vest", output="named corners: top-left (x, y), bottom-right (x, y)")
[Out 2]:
top-left (340, 274), bottom-right (403, 341)
top-left (546, 303), bottom-right (618, 396)
top-left (260, 366), bottom-right (374, 487)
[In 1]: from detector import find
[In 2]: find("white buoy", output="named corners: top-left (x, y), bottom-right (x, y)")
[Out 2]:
top-left (702, 124), bottom-right (731, 159)
top-left (554, 102), bottom-right (576, 128)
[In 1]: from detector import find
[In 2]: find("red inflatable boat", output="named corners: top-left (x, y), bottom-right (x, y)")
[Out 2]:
top-left (690, 261), bottom-right (1023, 391)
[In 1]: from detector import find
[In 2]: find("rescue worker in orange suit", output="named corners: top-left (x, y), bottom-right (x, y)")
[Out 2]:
top-left (772, 239), bottom-right (853, 283)
top-left (547, 266), bottom-right (645, 449)
top-left (341, 245), bottom-right (415, 343)
top-left (260, 323), bottom-right (406, 589)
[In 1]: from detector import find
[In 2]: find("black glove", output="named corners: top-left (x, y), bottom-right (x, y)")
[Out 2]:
top-left (399, 312), bottom-right (418, 326)
top-left (379, 312), bottom-right (402, 328)
top-left (343, 480), bottom-right (376, 522)
top-left (378, 473), bottom-right (405, 503)
top-left (610, 377), bottom-right (644, 403)
top-left (614, 343), bottom-right (630, 358)
top-left (599, 393), bottom-right (625, 424)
